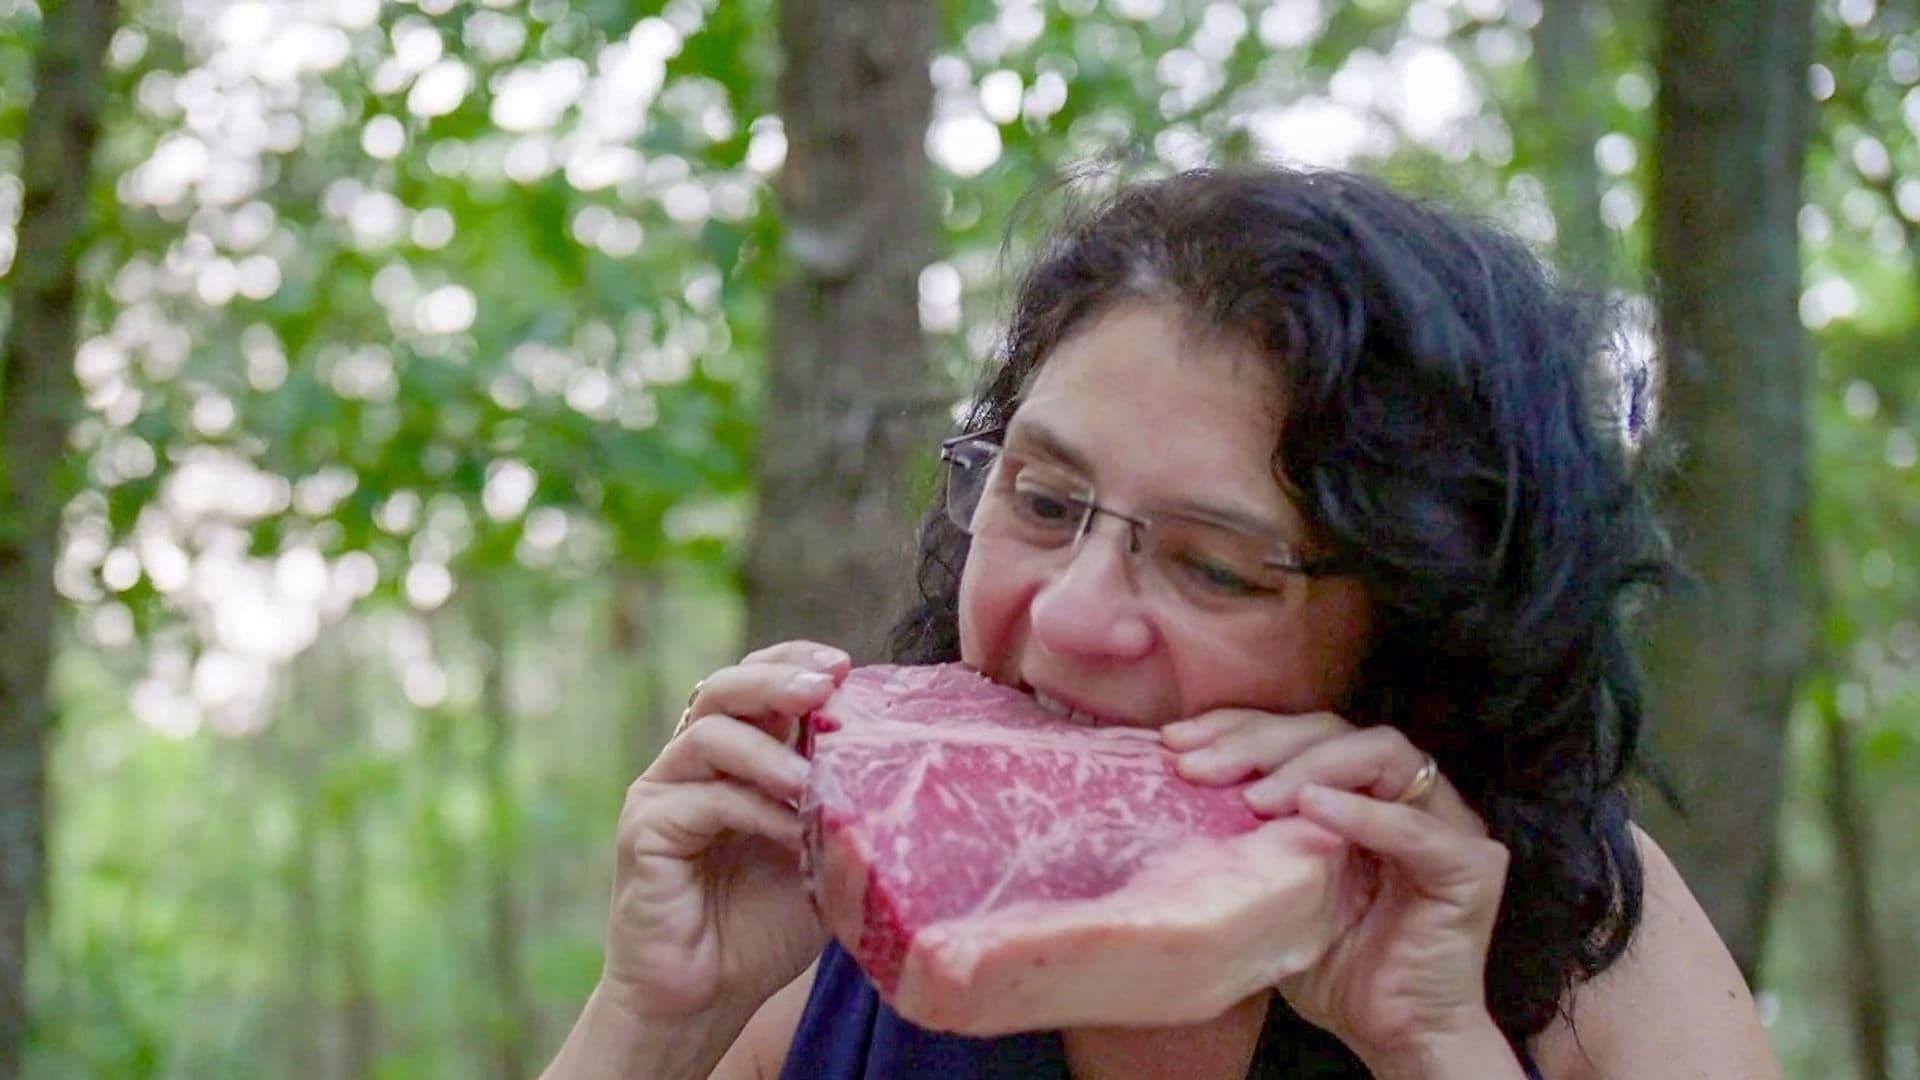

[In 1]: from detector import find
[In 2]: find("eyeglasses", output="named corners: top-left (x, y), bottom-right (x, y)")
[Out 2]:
top-left (938, 431), bottom-right (1353, 607)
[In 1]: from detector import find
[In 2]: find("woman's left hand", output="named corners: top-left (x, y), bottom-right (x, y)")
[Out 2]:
top-left (1161, 709), bottom-right (1520, 1076)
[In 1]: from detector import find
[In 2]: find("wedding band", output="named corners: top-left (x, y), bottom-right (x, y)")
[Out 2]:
top-left (671, 679), bottom-right (707, 740)
top-left (1396, 754), bottom-right (1439, 805)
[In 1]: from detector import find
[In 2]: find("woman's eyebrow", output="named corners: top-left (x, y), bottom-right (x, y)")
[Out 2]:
top-left (1005, 419), bottom-right (1095, 475)
top-left (1158, 497), bottom-right (1293, 540)
top-left (1009, 417), bottom-right (1294, 536)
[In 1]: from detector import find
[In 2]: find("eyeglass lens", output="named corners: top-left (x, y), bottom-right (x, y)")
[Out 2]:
top-left (943, 442), bottom-right (1295, 601)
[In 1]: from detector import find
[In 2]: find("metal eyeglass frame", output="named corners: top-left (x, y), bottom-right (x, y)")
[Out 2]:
top-left (936, 429), bottom-right (1356, 579)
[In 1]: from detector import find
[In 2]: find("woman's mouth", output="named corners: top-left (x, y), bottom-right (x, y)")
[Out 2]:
top-left (1027, 685), bottom-right (1142, 728)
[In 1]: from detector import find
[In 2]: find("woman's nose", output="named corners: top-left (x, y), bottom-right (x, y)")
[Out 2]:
top-left (1026, 518), bottom-right (1155, 660)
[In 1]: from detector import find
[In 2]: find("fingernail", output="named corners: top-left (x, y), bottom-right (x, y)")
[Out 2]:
top-left (777, 820), bottom-right (807, 855)
top-left (812, 648), bottom-right (849, 670)
top-left (783, 757), bottom-right (812, 788)
top-left (1298, 784), bottom-right (1343, 817)
top-left (1244, 781), bottom-right (1288, 814)
top-left (791, 671), bottom-right (832, 693)
top-left (1177, 748), bottom-right (1217, 774)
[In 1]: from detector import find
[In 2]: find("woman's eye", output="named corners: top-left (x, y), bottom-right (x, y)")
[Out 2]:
top-left (1013, 486), bottom-right (1079, 526)
top-left (1172, 551), bottom-right (1269, 596)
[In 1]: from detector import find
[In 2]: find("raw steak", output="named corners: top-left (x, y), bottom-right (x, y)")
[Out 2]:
top-left (800, 663), bottom-right (1359, 1036)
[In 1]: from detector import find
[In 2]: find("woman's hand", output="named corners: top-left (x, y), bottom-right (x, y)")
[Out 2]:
top-left (1161, 710), bottom-right (1518, 1075)
top-left (599, 640), bottom-right (846, 1025)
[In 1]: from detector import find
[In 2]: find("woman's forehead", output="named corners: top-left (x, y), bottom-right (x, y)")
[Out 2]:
top-left (1013, 303), bottom-right (1281, 446)
top-left (1017, 299), bottom-right (1279, 399)
top-left (1007, 303), bottom-right (1300, 526)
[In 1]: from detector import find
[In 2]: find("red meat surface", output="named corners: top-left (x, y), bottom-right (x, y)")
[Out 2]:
top-left (800, 663), bottom-right (1361, 1035)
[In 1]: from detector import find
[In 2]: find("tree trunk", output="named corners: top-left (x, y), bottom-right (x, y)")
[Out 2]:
top-left (410, 630), bottom-right (477, 1075)
top-left (327, 647), bottom-right (378, 1079)
top-left (1643, 0), bottom-right (1815, 976)
top-left (611, 568), bottom-right (671, 768)
top-left (1817, 673), bottom-right (1890, 1080)
top-left (0, 0), bottom-right (119, 1069)
top-left (282, 653), bottom-right (327, 1077)
top-left (1530, 0), bottom-right (1613, 284)
top-left (472, 586), bottom-right (531, 1080)
top-left (743, 0), bottom-right (939, 660)
top-left (338, 803), bottom-right (376, 1078)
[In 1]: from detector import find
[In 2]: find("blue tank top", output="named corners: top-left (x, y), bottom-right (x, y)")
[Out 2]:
top-left (779, 942), bottom-right (1545, 1079)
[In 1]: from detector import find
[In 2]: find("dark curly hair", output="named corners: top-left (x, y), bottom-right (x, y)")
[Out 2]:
top-left (887, 166), bottom-right (1673, 1066)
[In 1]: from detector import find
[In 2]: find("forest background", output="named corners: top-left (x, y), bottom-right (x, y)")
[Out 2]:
top-left (1, 0), bottom-right (1915, 1077)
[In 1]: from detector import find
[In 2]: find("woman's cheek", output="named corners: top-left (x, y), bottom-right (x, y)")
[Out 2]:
top-left (956, 546), bottom-right (1020, 674)
top-left (956, 559), bottom-right (989, 669)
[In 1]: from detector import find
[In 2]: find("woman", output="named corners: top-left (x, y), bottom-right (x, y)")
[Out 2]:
top-left (545, 167), bottom-right (1778, 1078)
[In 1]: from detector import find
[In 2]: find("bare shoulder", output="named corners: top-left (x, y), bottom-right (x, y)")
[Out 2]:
top-left (709, 960), bottom-right (821, 1080)
top-left (1531, 826), bottom-right (1780, 1080)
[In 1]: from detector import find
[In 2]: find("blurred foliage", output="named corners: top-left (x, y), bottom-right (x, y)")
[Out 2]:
top-left (0, 0), bottom-right (1915, 1076)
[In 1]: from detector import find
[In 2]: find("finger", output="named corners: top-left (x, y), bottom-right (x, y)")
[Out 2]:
top-left (1159, 708), bottom-right (1263, 751)
top-left (740, 639), bottom-right (852, 674)
top-left (628, 780), bottom-right (806, 861)
top-left (1171, 711), bottom-right (1350, 785)
top-left (691, 661), bottom-right (844, 730)
top-left (1296, 785), bottom-right (1508, 898)
top-left (1244, 728), bottom-right (1469, 824)
top-left (648, 714), bottom-right (812, 802)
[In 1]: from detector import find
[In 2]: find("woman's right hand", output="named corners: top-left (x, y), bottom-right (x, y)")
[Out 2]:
top-left (599, 640), bottom-right (848, 1023)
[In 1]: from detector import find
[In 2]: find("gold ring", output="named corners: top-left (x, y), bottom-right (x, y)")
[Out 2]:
top-left (1396, 754), bottom-right (1439, 805)
top-left (672, 679), bottom-right (707, 740)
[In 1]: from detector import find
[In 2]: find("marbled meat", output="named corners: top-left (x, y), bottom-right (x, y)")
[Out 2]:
top-left (800, 663), bottom-right (1359, 1035)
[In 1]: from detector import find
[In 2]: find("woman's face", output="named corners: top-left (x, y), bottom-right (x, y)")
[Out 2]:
top-left (958, 301), bottom-right (1375, 728)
